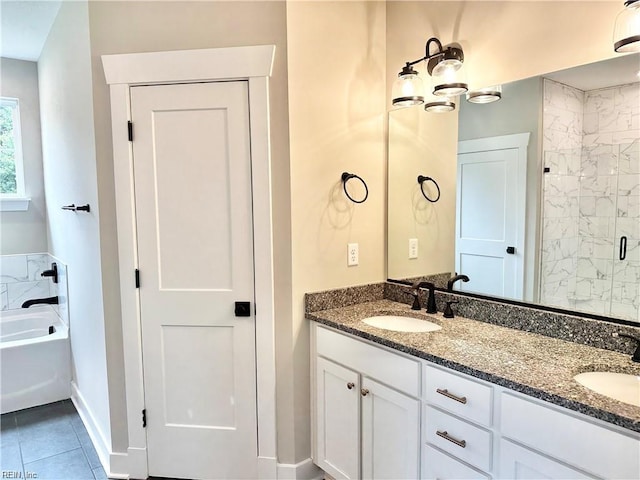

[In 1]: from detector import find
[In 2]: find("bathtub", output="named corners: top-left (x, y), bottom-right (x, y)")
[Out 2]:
top-left (1, 305), bottom-right (71, 414)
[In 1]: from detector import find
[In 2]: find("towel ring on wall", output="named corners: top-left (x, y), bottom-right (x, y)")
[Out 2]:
top-left (417, 175), bottom-right (441, 203)
top-left (341, 172), bottom-right (369, 204)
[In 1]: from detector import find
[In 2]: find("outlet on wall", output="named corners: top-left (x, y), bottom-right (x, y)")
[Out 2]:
top-left (348, 243), bottom-right (359, 266)
top-left (409, 238), bottom-right (418, 259)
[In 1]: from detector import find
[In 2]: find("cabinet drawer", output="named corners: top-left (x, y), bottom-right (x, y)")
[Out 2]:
top-left (424, 405), bottom-right (492, 472)
top-left (425, 365), bottom-right (492, 426)
top-left (316, 325), bottom-right (421, 397)
top-left (501, 393), bottom-right (640, 480)
top-left (422, 445), bottom-right (490, 480)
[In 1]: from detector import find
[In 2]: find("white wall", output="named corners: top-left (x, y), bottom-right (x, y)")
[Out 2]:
top-left (0, 58), bottom-right (47, 255)
top-left (287, 0), bottom-right (387, 462)
top-left (38, 0), bottom-right (112, 451)
top-left (86, 0), bottom-right (291, 458)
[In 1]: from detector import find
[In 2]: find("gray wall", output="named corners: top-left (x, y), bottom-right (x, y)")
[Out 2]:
top-left (0, 58), bottom-right (47, 255)
top-left (458, 77), bottom-right (543, 301)
top-left (38, 0), bottom-right (113, 449)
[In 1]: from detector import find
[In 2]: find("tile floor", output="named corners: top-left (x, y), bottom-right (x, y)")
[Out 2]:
top-left (0, 400), bottom-right (108, 480)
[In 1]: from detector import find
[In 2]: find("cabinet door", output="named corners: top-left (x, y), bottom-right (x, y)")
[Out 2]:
top-left (498, 440), bottom-right (595, 480)
top-left (361, 377), bottom-right (420, 479)
top-left (316, 357), bottom-right (360, 480)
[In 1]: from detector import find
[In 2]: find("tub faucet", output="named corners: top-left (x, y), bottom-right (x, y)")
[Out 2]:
top-left (21, 296), bottom-right (59, 308)
top-left (41, 262), bottom-right (58, 284)
top-left (447, 274), bottom-right (470, 292)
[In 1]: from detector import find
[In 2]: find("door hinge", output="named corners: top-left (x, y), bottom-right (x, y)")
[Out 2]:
top-left (142, 409), bottom-right (147, 428)
top-left (128, 121), bottom-right (133, 142)
top-left (135, 269), bottom-right (140, 288)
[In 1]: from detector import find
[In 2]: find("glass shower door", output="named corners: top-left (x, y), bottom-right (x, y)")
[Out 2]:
top-left (610, 141), bottom-right (640, 322)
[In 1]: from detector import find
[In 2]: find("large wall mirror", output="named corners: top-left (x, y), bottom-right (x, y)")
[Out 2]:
top-left (388, 53), bottom-right (640, 324)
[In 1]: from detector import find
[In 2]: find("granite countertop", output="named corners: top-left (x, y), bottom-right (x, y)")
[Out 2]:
top-left (306, 299), bottom-right (640, 433)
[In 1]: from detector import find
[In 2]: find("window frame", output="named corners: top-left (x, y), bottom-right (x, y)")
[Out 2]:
top-left (0, 97), bottom-right (29, 211)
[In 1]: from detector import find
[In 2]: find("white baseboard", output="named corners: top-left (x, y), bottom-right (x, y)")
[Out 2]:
top-left (277, 458), bottom-right (324, 480)
top-left (71, 382), bottom-right (131, 479)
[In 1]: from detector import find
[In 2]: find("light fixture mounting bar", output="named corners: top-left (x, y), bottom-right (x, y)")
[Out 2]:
top-left (402, 37), bottom-right (447, 69)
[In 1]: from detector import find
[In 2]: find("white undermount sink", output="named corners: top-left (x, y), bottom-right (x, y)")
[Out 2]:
top-left (362, 315), bottom-right (442, 333)
top-left (574, 371), bottom-right (640, 407)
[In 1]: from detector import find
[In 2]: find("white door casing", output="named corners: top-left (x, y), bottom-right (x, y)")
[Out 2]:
top-left (456, 133), bottom-right (529, 300)
top-left (102, 46), bottom-right (276, 479)
top-left (131, 81), bottom-right (257, 479)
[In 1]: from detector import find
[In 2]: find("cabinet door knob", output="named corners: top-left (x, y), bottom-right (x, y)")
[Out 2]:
top-left (346, 382), bottom-right (355, 390)
top-left (361, 388), bottom-right (369, 396)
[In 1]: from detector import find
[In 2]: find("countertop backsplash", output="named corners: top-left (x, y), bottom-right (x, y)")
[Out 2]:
top-left (305, 281), bottom-right (640, 356)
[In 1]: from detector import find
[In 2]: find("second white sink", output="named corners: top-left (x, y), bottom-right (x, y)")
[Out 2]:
top-left (362, 315), bottom-right (442, 333)
top-left (574, 372), bottom-right (640, 407)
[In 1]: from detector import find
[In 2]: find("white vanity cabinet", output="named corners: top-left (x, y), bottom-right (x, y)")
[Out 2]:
top-left (313, 325), bottom-right (421, 480)
top-left (499, 393), bottom-right (640, 480)
top-left (422, 365), bottom-right (494, 479)
top-left (311, 322), bottom-right (640, 480)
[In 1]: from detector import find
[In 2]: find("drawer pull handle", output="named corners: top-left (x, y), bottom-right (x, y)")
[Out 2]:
top-left (347, 382), bottom-right (355, 390)
top-left (436, 388), bottom-right (467, 404)
top-left (361, 388), bottom-right (370, 397)
top-left (436, 430), bottom-right (466, 448)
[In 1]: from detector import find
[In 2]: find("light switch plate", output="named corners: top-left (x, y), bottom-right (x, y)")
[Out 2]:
top-left (348, 243), bottom-right (359, 266)
top-left (409, 238), bottom-right (418, 259)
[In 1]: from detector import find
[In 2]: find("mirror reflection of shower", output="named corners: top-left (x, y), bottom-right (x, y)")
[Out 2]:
top-left (539, 78), bottom-right (639, 320)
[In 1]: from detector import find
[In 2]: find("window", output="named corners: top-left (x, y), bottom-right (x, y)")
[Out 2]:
top-left (0, 97), bottom-right (25, 197)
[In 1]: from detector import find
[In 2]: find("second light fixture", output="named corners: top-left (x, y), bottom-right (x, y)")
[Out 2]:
top-left (391, 37), bottom-right (468, 110)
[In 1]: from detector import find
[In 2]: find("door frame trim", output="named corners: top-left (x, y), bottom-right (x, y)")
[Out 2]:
top-left (102, 45), bottom-right (277, 479)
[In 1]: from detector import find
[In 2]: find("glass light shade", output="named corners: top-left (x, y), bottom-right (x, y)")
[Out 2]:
top-left (466, 85), bottom-right (502, 104)
top-left (430, 59), bottom-right (468, 97)
top-left (424, 99), bottom-right (456, 113)
top-left (392, 72), bottom-right (425, 107)
top-left (431, 58), bottom-right (463, 77)
top-left (614, 0), bottom-right (640, 52)
top-left (423, 89), bottom-right (455, 112)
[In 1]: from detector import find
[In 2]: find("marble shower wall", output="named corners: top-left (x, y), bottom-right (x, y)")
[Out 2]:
top-left (541, 79), bottom-right (640, 323)
top-left (0, 253), bottom-right (69, 325)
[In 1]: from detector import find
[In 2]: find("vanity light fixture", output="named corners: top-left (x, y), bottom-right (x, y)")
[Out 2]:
top-left (466, 85), bottom-right (502, 104)
top-left (392, 37), bottom-right (468, 107)
top-left (424, 100), bottom-right (456, 113)
top-left (614, 0), bottom-right (640, 52)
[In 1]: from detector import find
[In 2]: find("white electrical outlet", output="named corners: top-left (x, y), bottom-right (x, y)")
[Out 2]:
top-left (348, 243), bottom-right (359, 266)
top-left (409, 238), bottom-right (418, 259)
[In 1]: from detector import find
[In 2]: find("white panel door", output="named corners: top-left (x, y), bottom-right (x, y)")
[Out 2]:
top-left (315, 357), bottom-right (361, 480)
top-left (456, 135), bottom-right (528, 299)
top-left (361, 377), bottom-right (420, 480)
top-left (131, 81), bottom-right (257, 479)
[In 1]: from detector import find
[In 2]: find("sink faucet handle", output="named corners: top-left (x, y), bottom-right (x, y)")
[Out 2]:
top-left (613, 332), bottom-right (640, 363)
top-left (404, 290), bottom-right (422, 310)
top-left (443, 300), bottom-right (459, 319)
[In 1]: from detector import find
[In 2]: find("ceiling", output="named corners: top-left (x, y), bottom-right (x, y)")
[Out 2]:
top-left (545, 53), bottom-right (640, 91)
top-left (1, 0), bottom-right (61, 61)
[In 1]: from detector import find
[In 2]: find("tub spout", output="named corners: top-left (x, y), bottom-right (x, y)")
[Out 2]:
top-left (21, 296), bottom-right (59, 308)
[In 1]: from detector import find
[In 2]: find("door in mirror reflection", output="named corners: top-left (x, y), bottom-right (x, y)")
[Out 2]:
top-left (456, 134), bottom-right (529, 299)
